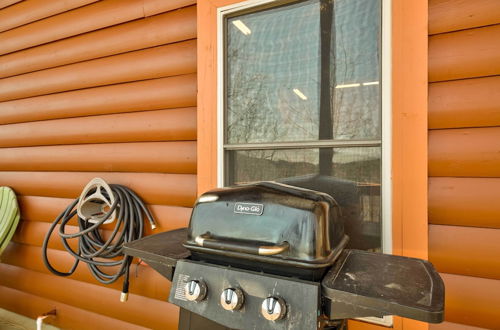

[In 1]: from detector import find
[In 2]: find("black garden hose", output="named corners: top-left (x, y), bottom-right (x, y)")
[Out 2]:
top-left (42, 184), bottom-right (156, 301)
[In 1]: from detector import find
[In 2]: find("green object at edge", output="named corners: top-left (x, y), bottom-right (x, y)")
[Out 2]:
top-left (0, 187), bottom-right (20, 257)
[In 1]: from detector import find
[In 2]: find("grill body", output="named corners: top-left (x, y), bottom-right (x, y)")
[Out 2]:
top-left (124, 182), bottom-right (444, 330)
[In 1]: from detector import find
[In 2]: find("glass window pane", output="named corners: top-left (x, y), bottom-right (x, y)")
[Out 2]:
top-left (333, 0), bottom-right (381, 140)
top-left (225, 0), bottom-right (381, 144)
top-left (226, 147), bottom-right (380, 184)
top-left (225, 147), bottom-right (382, 249)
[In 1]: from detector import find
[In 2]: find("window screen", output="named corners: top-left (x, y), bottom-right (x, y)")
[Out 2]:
top-left (223, 0), bottom-right (382, 250)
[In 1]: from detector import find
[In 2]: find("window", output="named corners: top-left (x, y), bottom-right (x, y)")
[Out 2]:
top-left (218, 0), bottom-right (388, 254)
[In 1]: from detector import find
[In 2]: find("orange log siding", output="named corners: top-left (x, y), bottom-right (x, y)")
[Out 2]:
top-left (0, 286), bottom-right (151, 329)
top-left (0, 142), bottom-right (197, 173)
top-left (0, 0), bottom-right (100, 33)
top-left (429, 24), bottom-right (500, 82)
top-left (428, 0), bottom-right (500, 328)
top-left (429, 127), bottom-right (500, 177)
top-left (0, 40), bottom-right (197, 102)
top-left (2, 0), bottom-right (500, 328)
top-left (429, 177), bottom-right (500, 229)
top-left (429, 0), bottom-right (500, 35)
top-left (0, 6), bottom-right (196, 78)
top-left (0, 108), bottom-right (197, 147)
top-left (0, 1), bottom-right (196, 328)
top-left (0, 0), bottom-right (196, 56)
top-left (429, 76), bottom-right (500, 129)
top-left (0, 74), bottom-right (197, 124)
top-left (429, 224), bottom-right (500, 280)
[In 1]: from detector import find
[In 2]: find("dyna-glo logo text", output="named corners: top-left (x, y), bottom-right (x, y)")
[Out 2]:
top-left (233, 202), bottom-right (264, 216)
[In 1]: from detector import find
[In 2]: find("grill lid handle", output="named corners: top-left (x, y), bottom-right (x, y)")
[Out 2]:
top-left (195, 234), bottom-right (289, 256)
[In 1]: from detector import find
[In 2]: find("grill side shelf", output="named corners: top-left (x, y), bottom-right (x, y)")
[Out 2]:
top-left (321, 249), bottom-right (445, 323)
top-left (123, 228), bottom-right (190, 281)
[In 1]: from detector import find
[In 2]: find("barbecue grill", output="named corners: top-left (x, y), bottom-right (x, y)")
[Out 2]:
top-left (124, 181), bottom-right (444, 330)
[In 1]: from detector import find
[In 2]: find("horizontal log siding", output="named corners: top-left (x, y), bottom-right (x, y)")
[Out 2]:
top-left (0, 0), bottom-right (100, 33)
top-left (0, 286), bottom-right (151, 330)
top-left (0, 171), bottom-right (196, 207)
top-left (0, 0), bottom-right (196, 56)
top-left (0, 108), bottom-right (197, 147)
top-left (436, 273), bottom-right (500, 330)
top-left (0, 6), bottom-right (196, 78)
top-left (0, 0), bottom-right (22, 10)
top-left (0, 1), bottom-right (196, 329)
top-left (429, 24), bottom-right (500, 82)
top-left (429, 225), bottom-right (500, 279)
top-left (1, 243), bottom-right (172, 300)
top-left (429, 127), bottom-right (500, 177)
top-left (0, 142), bottom-right (197, 173)
top-left (430, 321), bottom-right (487, 330)
top-left (0, 74), bottom-right (197, 124)
top-left (0, 264), bottom-right (179, 329)
top-left (0, 40), bottom-right (197, 102)
top-left (429, 0), bottom-right (500, 35)
top-left (429, 1), bottom-right (500, 328)
top-left (17, 195), bottom-right (191, 228)
top-left (429, 177), bottom-right (500, 229)
top-left (429, 76), bottom-right (500, 129)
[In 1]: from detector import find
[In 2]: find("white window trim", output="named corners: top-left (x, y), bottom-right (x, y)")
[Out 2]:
top-left (216, 1), bottom-right (392, 323)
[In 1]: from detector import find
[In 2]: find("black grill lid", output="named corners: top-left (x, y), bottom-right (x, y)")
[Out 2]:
top-left (184, 182), bottom-right (347, 272)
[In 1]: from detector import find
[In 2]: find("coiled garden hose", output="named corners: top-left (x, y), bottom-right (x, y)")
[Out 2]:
top-left (42, 181), bottom-right (157, 302)
top-left (0, 187), bottom-right (20, 257)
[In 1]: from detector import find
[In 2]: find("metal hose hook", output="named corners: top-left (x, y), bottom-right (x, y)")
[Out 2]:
top-left (77, 178), bottom-right (117, 225)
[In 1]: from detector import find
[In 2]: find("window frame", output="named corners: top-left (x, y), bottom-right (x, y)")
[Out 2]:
top-left (197, 1), bottom-right (429, 329)
top-left (216, 0), bottom-right (393, 255)
top-left (216, 1), bottom-right (392, 326)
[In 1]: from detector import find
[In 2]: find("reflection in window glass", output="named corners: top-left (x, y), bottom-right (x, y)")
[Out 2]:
top-left (224, 0), bottom-right (383, 251)
top-left (226, 0), bottom-right (381, 144)
top-left (226, 147), bottom-right (382, 249)
top-left (226, 147), bottom-right (380, 185)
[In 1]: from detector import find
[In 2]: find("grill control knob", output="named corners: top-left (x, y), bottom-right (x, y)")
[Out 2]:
top-left (261, 297), bottom-right (286, 321)
top-left (220, 288), bottom-right (244, 311)
top-left (184, 280), bottom-right (207, 302)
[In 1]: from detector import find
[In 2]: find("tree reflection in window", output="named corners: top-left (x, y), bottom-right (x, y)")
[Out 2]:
top-left (224, 0), bottom-right (382, 251)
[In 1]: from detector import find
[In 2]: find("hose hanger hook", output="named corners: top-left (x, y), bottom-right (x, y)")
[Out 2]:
top-left (77, 177), bottom-right (117, 224)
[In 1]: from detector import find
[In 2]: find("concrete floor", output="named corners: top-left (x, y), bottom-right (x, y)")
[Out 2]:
top-left (0, 309), bottom-right (59, 330)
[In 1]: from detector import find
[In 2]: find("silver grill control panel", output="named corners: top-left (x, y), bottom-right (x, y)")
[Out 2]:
top-left (169, 260), bottom-right (320, 330)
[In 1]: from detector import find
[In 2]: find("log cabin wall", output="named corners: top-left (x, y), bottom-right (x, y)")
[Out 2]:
top-left (428, 1), bottom-right (500, 329)
top-left (0, 0), bottom-right (197, 329)
top-left (1, 0), bottom-right (500, 329)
